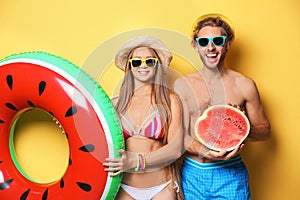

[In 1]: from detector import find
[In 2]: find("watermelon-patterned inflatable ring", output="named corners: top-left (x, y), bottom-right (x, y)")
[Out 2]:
top-left (0, 52), bottom-right (124, 199)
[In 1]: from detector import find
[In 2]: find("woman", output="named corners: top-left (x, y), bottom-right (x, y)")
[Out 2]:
top-left (103, 36), bottom-right (184, 200)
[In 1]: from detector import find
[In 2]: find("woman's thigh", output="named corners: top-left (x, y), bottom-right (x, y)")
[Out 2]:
top-left (115, 187), bottom-right (134, 200)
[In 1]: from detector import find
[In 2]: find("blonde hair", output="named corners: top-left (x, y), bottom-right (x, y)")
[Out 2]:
top-left (115, 47), bottom-right (172, 143)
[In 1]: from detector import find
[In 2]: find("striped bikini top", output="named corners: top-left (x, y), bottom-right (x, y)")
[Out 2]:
top-left (119, 109), bottom-right (165, 140)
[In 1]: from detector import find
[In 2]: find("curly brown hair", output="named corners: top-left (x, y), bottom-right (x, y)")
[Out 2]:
top-left (191, 16), bottom-right (235, 48)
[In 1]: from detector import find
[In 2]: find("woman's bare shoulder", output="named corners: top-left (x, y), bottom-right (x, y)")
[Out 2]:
top-left (110, 96), bottom-right (119, 106)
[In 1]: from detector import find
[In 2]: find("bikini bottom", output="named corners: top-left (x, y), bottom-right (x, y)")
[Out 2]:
top-left (120, 179), bottom-right (173, 200)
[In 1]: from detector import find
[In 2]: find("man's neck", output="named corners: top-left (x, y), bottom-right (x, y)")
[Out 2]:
top-left (200, 65), bottom-right (226, 82)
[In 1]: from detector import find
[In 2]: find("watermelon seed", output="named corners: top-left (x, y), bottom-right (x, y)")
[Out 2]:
top-left (0, 119), bottom-right (4, 123)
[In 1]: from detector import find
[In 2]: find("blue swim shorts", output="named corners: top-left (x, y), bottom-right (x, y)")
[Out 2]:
top-left (181, 156), bottom-right (251, 200)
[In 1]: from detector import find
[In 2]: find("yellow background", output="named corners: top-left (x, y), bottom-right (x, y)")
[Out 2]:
top-left (1, 0), bottom-right (300, 199)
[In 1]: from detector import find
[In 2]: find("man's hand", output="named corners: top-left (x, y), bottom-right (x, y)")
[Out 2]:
top-left (199, 143), bottom-right (244, 161)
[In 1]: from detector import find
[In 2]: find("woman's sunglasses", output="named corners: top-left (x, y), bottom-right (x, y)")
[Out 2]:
top-left (195, 36), bottom-right (227, 47)
top-left (129, 58), bottom-right (158, 68)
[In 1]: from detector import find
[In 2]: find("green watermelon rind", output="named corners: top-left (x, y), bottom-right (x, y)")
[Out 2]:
top-left (0, 51), bottom-right (124, 200)
top-left (194, 105), bottom-right (250, 152)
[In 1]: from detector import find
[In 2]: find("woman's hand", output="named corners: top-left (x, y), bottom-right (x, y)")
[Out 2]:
top-left (103, 149), bottom-right (132, 177)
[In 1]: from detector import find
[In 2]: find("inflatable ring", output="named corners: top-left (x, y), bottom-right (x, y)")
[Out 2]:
top-left (0, 52), bottom-right (124, 199)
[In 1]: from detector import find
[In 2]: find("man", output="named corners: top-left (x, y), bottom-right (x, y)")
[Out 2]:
top-left (174, 15), bottom-right (271, 199)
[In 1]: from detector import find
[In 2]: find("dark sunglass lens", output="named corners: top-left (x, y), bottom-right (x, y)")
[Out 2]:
top-left (145, 59), bottom-right (156, 67)
top-left (198, 38), bottom-right (209, 47)
top-left (131, 60), bottom-right (142, 67)
top-left (213, 37), bottom-right (225, 46)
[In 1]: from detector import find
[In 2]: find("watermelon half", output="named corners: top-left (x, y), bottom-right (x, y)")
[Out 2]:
top-left (194, 105), bottom-right (250, 151)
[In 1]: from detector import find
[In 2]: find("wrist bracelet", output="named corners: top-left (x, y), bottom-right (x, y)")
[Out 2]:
top-left (138, 153), bottom-right (144, 171)
top-left (142, 153), bottom-right (146, 170)
top-left (138, 153), bottom-right (146, 171)
top-left (134, 153), bottom-right (140, 171)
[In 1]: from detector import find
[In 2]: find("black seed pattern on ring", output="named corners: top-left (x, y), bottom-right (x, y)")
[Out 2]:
top-left (60, 178), bottom-right (65, 189)
top-left (20, 189), bottom-right (30, 200)
top-left (42, 188), bottom-right (48, 200)
top-left (79, 144), bottom-right (95, 152)
top-left (39, 81), bottom-right (46, 96)
top-left (6, 75), bottom-right (13, 90)
top-left (0, 179), bottom-right (13, 190)
top-left (76, 182), bottom-right (92, 192)
top-left (5, 102), bottom-right (17, 111)
top-left (65, 106), bottom-right (77, 117)
top-left (27, 100), bottom-right (35, 107)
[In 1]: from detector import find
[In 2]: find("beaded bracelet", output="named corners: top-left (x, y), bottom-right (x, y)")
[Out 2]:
top-left (143, 153), bottom-right (146, 170)
top-left (138, 153), bottom-right (144, 171)
top-left (134, 153), bottom-right (147, 171)
top-left (134, 153), bottom-right (140, 172)
top-left (142, 153), bottom-right (146, 170)
top-left (138, 153), bottom-right (146, 171)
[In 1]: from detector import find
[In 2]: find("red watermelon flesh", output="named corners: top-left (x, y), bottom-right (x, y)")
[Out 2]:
top-left (194, 105), bottom-right (250, 151)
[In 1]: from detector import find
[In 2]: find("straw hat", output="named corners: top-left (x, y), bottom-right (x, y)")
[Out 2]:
top-left (115, 36), bottom-right (172, 73)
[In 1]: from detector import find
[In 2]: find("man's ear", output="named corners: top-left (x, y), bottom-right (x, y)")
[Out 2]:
top-left (191, 40), bottom-right (198, 49)
top-left (225, 41), bottom-right (230, 51)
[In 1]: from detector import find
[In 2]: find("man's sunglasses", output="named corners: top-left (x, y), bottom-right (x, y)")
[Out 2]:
top-left (195, 36), bottom-right (227, 47)
top-left (129, 58), bottom-right (158, 68)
